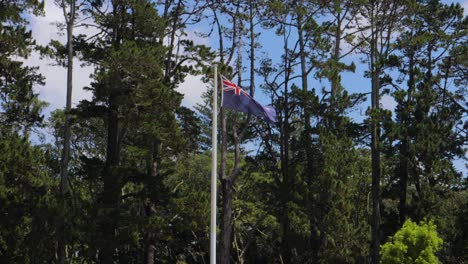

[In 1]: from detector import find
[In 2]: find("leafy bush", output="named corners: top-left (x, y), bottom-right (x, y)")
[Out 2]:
top-left (381, 219), bottom-right (443, 264)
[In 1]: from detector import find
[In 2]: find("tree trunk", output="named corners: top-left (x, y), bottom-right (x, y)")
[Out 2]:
top-left (399, 50), bottom-right (414, 225)
top-left (220, 14), bottom-right (245, 263)
top-left (220, 177), bottom-right (234, 264)
top-left (280, 28), bottom-right (292, 263)
top-left (146, 243), bottom-right (156, 264)
top-left (60, 3), bottom-right (74, 199)
top-left (398, 141), bottom-right (408, 225)
top-left (331, 12), bottom-right (342, 108)
top-left (58, 1), bottom-right (75, 262)
top-left (280, 182), bottom-right (292, 264)
top-left (370, 2), bottom-right (381, 261)
top-left (146, 141), bottom-right (161, 264)
top-left (99, 95), bottom-right (120, 264)
top-left (297, 6), bottom-right (319, 258)
top-left (98, 3), bottom-right (124, 261)
top-left (370, 58), bottom-right (381, 264)
top-left (370, 72), bottom-right (381, 264)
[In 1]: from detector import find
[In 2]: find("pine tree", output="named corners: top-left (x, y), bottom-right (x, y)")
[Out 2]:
top-left (0, 135), bottom-right (56, 262)
top-left (0, 0), bottom-right (47, 134)
top-left (382, 0), bottom-right (466, 236)
top-left (73, 0), bottom-right (213, 262)
top-left (354, 0), bottom-right (403, 261)
top-left (0, 3), bottom-right (54, 261)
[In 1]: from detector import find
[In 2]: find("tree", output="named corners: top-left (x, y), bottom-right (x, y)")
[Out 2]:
top-left (202, 1), bottom-right (255, 262)
top-left (1, 0), bottom-right (467, 262)
top-left (76, 1), bottom-right (177, 262)
top-left (257, 3), bottom-right (310, 258)
top-left (0, 135), bottom-right (57, 263)
top-left (164, 152), bottom-right (212, 262)
top-left (0, 0), bottom-right (46, 134)
top-left (381, 219), bottom-right (443, 264)
top-left (74, 1), bottom-right (212, 262)
top-left (383, 0), bottom-right (467, 228)
top-left (48, 0), bottom-right (87, 262)
top-left (354, 0), bottom-right (403, 261)
top-left (310, 1), bottom-right (371, 262)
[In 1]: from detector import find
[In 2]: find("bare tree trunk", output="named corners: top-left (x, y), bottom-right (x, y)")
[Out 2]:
top-left (146, 243), bottom-right (156, 264)
top-left (220, 20), bottom-right (243, 263)
top-left (58, 1), bottom-right (76, 262)
top-left (365, 0), bottom-right (400, 261)
top-left (212, 1), bottom-right (245, 262)
top-left (370, 72), bottom-right (381, 264)
top-left (370, 2), bottom-right (381, 260)
top-left (220, 176), bottom-right (234, 264)
top-left (59, 0), bottom-right (74, 197)
top-left (232, 5), bottom-right (256, 263)
top-left (279, 24), bottom-right (292, 263)
top-left (331, 11), bottom-right (341, 105)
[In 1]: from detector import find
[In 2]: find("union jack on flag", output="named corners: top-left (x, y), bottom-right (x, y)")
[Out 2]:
top-left (222, 77), bottom-right (250, 96)
top-left (220, 75), bottom-right (276, 123)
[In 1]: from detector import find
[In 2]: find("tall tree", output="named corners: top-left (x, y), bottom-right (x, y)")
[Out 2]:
top-left (354, 0), bottom-right (402, 262)
top-left (0, 1), bottom-right (55, 262)
top-left (50, 0), bottom-right (85, 262)
top-left (148, 1), bottom-right (212, 262)
top-left (77, 1), bottom-right (173, 262)
top-left (204, 1), bottom-right (253, 262)
top-left (294, 1), bottom-right (324, 258)
top-left (308, 1), bottom-right (372, 262)
top-left (380, 4), bottom-right (467, 252)
top-left (258, 2), bottom-right (309, 259)
top-left (76, 1), bottom-right (212, 262)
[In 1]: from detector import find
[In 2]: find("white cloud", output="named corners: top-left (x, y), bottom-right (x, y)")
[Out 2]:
top-left (185, 29), bottom-right (211, 46)
top-left (177, 74), bottom-right (208, 108)
top-left (381, 94), bottom-right (397, 112)
top-left (175, 29), bottom-right (212, 109)
top-left (26, 0), bottom-right (94, 115)
top-left (25, 53), bottom-right (94, 111)
top-left (31, 0), bottom-right (65, 45)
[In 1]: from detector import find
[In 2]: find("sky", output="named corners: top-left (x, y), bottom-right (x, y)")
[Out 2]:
top-left (25, 0), bottom-right (467, 176)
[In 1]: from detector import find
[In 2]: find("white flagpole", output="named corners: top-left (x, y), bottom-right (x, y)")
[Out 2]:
top-left (210, 65), bottom-right (218, 264)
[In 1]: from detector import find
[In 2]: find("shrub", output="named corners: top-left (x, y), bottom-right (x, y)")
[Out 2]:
top-left (381, 219), bottom-right (443, 264)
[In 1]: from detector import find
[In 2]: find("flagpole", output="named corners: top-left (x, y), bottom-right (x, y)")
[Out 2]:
top-left (210, 65), bottom-right (218, 264)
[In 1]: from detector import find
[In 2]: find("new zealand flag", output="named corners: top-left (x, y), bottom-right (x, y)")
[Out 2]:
top-left (221, 76), bottom-right (276, 123)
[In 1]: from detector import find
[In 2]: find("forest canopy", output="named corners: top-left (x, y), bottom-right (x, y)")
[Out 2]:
top-left (0, 0), bottom-right (467, 263)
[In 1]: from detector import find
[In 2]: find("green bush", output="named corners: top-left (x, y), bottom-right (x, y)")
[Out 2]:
top-left (381, 219), bottom-right (443, 264)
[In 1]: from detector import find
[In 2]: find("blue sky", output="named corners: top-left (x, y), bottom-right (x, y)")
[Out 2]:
top-left (26, 0), bottom-right (467, 176)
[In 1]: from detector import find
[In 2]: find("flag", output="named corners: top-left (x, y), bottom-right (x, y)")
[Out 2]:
top-left (221, 76), bottom-right (277, 123)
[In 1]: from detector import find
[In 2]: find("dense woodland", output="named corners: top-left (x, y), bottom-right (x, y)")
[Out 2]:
top-left (0, 0), bottom-right (467, 263)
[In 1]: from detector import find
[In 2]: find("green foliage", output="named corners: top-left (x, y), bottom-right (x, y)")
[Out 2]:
top-left (234, 158), bottom-right (281, 262)
top-left (0, 0), bottom-right (47, 132)
top-left (380, 2), bottom-right (467, 244)
top-left (435, 187), bottom-right (468, 263)
top-left (316, 133), bottom-right (370, 263)
top-left (381, 219), bottom-right (443, 264)
top-left (0, 0), bottom-right (466, 263)
top-left (163, 153), bottom-right (212, 262)
top-left (0, 135), bottom-right (56, 263)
